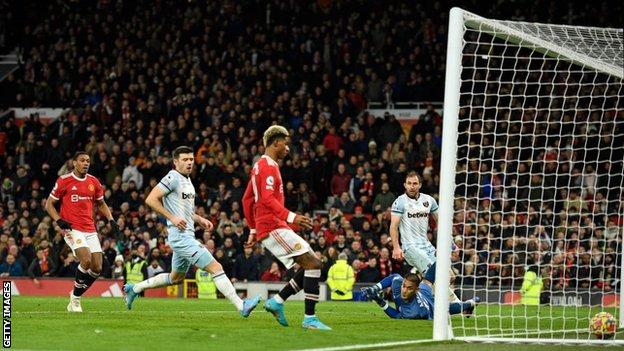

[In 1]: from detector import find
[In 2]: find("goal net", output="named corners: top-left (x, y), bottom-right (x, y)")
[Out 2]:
top-left (434, 8), bottom-right (624, 345)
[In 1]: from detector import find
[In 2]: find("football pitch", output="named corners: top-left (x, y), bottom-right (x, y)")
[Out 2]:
top-left (10, 297), bottom-right (624, 351)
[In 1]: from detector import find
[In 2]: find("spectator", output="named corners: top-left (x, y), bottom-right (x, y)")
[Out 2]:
top-left (122, 157), bottom-right (144, 189)
top-left (147, 259), bottom-right (165, 278)
top-left (335, 192), bottom-right (355, 214)
top-left (330, 164), bottom-right (352, 198)
top-left (233, 247), bottom-right (258, 282)
top-left (57, 253), bottom-right (78, 278)
top-left (358, 257), bottom-right (381, 283)
top-left (28, 248), bottom-right (55, 278)
top-left (112, 255), bottom-right (125, 280)
top-left (373, 183), bottom-right (395, 212)
top-left (0, 253), bottom-right (24, 277)
top-left (323, 126), bottom-right (343, 155)
top-left (260, 261), bottom-right (283, 282)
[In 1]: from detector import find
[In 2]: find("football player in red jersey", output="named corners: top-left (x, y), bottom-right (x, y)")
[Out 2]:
top-left (45, 151), bottom-right (120, 312)
top-left (242, 125), bottom-right (331, 330)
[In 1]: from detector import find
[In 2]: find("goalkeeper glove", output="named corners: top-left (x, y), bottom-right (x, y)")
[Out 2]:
top-left (372, 290), bottom-right (386, 307)
top-left (56, 219), bottom-right (72, 231)
top-left (360, 285), bottom-right (381, 301)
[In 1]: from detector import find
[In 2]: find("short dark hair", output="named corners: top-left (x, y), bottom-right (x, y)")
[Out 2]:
top-left (73, 151), bottom-right (89, 160)
top-left (404, 273), bottom-right (422, 287)
top-left (405, 171), bottom-right (421, 182)
top-left (172, 146), bottom-right (194, 159)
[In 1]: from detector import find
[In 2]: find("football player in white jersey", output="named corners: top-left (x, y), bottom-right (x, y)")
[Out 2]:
top-left (388, 171), bottom-right (459, 302)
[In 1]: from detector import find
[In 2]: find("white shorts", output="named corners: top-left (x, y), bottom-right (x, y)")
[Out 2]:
top-left (64, 229), bottom-right (102, 254)
top-left (403, 244), bottom-right (436, 274)
top-left (261, 228), bottom-right (313, 269)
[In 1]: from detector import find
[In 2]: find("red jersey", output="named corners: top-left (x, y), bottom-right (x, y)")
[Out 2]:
top-left (242, 155), bottom-right (296, 240)
top-left (49, 172), bottom-right (104, 232)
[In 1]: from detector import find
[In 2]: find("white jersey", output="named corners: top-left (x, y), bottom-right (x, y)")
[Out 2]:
top-left (391, 193), bottom-right (438, 248)
top-left (156, 170), bottom-right (196, 234)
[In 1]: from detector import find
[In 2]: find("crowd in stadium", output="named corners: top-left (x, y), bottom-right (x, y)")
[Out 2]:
top-left (0, 0), bottom-right (622, 295)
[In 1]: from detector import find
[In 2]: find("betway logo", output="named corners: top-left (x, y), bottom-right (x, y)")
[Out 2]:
top-left (101, 283), bottom-right (124, 297)
top-left (407, 212), bottom-right (429, 219)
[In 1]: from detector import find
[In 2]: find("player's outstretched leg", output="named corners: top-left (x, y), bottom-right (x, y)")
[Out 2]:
top-left (265, 269), bottom-right (304, 326)
top-left (124, 272), bottom-right (172, 310)
top-left (204, 259), bottom-right (260, 318)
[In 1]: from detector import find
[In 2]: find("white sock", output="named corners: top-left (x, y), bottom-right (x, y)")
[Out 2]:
top-left (273, 295), bottom-right (285, 304)
top-left (213, 271), bottom-right (244, 311)
top-left (132, 273), bottom-right (172, 293)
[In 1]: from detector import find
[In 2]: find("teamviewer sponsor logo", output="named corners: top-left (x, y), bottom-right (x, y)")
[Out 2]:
top-left (2, 281), bottom-right (10, 348)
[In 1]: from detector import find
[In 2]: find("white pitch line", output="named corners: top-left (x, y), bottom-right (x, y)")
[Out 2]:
top-left (291, 339), bottom-right (436, 351)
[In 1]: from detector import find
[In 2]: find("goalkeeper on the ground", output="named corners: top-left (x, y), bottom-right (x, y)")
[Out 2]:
top-left (361, 262), bottom-right (479, 319)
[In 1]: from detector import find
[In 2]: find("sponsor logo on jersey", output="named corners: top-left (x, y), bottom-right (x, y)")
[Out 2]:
top-left (182, 192), bottom-right (195, 200)
top-left (266, 176), bottom-right (274, 190)
top-left (71, 195), bottom-right (93, 202)
top-left (407, 212), bottom-right (429, 219)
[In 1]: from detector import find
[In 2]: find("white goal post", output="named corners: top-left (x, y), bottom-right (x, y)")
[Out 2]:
top-left (435, 7), bottom-right (623, 344)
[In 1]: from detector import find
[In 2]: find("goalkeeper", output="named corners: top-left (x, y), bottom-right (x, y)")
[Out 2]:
top-left (361, 262), bottom-right (479, 320)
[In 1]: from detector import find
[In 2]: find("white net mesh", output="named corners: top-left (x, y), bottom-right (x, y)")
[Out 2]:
top-left (451, 12), bottom-right (624, 343)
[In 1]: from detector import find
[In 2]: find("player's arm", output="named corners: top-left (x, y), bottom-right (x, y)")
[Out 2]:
top-left (95, 199), bottom-right (114, 222)
top-left (44, 196), bottom-right (62, 222)
top-left (256, 165), bottom-right (312, 229)
top-left (192, 213), bottom-right (213, 231)
top-left (428, 200), bottom-right (455, 254)
top-left (45, 180), bottom-right (72, 231)
top-left (377, 300), bottom-right (402, 319)
top-left (389, 214), bottom-right (403, 260)
top-left (145, 186), bottom-right (186, 230)
top-left (93, 179), bottom-right (121, 237)
top-left (242, 180), bottom-right (257, 247)
top-left (389, 197), bottom-right (404, 260)
top-left (96, 198), bottom-right (121, 238)
top-left (430, 211), bottom-right (438, 225)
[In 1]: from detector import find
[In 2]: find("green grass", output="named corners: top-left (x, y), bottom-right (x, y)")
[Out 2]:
top-left (10, 297), bottom-right (624, 351)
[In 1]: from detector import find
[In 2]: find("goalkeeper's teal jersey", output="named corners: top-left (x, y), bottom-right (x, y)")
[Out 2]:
top-left (391, 193), bottom-right (438, 248)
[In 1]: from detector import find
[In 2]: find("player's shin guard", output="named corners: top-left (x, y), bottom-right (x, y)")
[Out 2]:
top-left (132, 272), bottom-right (172, 293)
top-left (303, 269), bottom-right (321, 316)
top-left (213, 271), bottom-right (244, 311)
top-left (73, 265), bottom-right (99, 297)
top-left (276, 269), bottom-right (304, 303)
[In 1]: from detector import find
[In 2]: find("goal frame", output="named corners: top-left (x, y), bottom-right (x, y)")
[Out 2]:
top-left (434, 7), bottom-right (624, 344)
